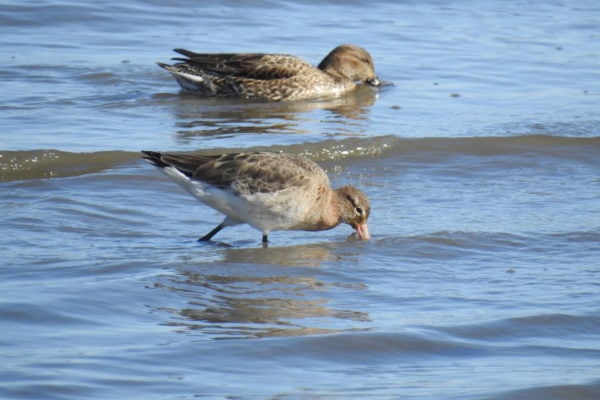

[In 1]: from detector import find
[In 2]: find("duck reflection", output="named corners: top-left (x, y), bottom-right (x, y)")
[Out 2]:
top-left (163, 84), bottom-right (378, 139)
top-left (156, 243), bottom-right (370, 338)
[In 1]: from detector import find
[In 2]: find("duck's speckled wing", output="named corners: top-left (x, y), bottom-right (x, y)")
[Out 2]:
top-left (172, 49), bottom-right (314, 80)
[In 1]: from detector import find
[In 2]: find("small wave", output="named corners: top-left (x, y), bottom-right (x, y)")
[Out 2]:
top-left (273, 134), bottom-right (600, 164)
top-left (0, 150), bottom-right (136, 182)
top-left (487, 381), bottom-right (600, 400)
top-left (2, 134), bottom-right (598, 182)
top-left (236, 330), bottom-right (487, 362)
top-left (437, 313), bottom-right (600, 342)
top-left (385, 134), bottom-right (600, 160)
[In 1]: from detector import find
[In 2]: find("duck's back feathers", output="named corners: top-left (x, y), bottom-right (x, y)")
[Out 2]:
top-left (171, 49), bottom-right (311, 80)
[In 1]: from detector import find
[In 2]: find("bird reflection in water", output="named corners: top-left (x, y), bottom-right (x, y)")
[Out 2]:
top-left (154, 244), bottom-right (371, 338)
top-left (159, 84), bottom-right (380, 140)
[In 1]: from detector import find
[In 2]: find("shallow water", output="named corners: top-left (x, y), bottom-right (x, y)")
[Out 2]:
top-left (2, 1), bottom-right (600, 399)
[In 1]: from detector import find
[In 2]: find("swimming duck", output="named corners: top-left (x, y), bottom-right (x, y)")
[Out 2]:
top-left (158, 44), bottom-right (380, 101)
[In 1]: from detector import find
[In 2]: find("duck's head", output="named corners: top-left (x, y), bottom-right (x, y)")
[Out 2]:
top-left (318, 44), bottom-right (380, 87)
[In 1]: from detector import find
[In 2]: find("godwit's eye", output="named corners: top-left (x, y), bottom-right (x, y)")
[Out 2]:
top-left (355, 207), bottom-right (363, 215)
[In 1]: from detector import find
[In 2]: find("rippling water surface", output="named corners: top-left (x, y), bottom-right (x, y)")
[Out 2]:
top-left (1, 1), bottom-right (599, 399)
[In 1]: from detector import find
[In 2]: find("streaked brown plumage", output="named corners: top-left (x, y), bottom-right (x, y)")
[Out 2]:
top-left (142, 151), bottom-right (371, 244)
top-left (158, 44), bottom-right (380, 101)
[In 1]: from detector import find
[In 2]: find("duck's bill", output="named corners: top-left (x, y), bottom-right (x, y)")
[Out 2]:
top-left (366, 77), bottom-right (381, 87)
top-left (369, 79), bottom-right (395, 88)
top-left (354, 223), bottom-right (371, 240)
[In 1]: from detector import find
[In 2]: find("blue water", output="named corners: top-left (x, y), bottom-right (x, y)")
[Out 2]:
top-left (1, 1), bottom-right (600, 399)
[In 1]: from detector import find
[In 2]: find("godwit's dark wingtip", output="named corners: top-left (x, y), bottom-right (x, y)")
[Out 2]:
top-left (141, 150), bottom-right (168, 168)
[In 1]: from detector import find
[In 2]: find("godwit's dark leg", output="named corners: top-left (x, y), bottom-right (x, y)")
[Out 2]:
top-left (262, 234), bottom-right (268, 244)
top-left (198, 223), bottom-right (224, 241)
